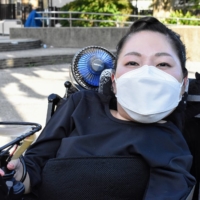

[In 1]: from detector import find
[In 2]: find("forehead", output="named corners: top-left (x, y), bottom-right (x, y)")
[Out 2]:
top-left (120, 31), bottom-right (177, 57)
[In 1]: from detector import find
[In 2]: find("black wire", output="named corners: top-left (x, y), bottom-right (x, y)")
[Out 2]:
top-left (19, 156), bottom-right (27, 183)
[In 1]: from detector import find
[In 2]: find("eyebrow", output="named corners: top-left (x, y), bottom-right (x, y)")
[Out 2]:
top-left (124, 52), bottom-right (141, 57)
top-left (124, 51), bottom-right (173, 58)
top-left (155, 52), bottom-right (173, 57)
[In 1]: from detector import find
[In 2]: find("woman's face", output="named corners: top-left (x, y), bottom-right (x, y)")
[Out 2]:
top-left (111, 30), bottom-right (187, 121)
top-left (114, 31), bottom-right (184, 83)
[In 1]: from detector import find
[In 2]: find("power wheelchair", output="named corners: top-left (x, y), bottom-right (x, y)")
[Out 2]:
top-left (0, 46), bottom-right (199, 200)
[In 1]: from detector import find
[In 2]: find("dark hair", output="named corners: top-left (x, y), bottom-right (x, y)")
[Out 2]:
top-left (114, 17), bottom-right (188, 77)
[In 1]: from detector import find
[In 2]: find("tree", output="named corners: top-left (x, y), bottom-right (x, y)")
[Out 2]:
top-left (152, 0), bottom-right (176, 18)
top-left (152, 0), bottom-right (200, 18)
top-left (165, 9), bottom-right (200, 25)
top-left (188, 0), bottom-right (200, 12)
top-left (60, 0), bottom-right (134, 27)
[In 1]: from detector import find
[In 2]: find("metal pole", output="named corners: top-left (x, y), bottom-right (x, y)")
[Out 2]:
top-left (42, 12), bottom-right (44, 27)
top-left (0, 1), bottom-right (1, 20)
top-left (136, 0), bottom-right (138, 15)
top-left (2, 21), bottom-right (4, 36)
top-left (69, 12), bottom-right (72, 27)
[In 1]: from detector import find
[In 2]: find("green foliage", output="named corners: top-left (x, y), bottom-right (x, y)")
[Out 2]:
top-left (164, 10), bottom-right (200, 25)
top-left (187, 0), bottom-right (200, 9)
top-left (60, 0), bottom-right (133, 27)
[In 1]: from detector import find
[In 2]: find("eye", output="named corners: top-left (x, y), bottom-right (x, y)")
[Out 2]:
top-left (157, 62), bottom-right (171, 67)
top-left (125, 61), bottom-right (139, 66)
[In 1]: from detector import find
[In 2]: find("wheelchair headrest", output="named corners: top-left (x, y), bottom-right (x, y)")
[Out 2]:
top-left (187, 73), bottom-right (200, 118)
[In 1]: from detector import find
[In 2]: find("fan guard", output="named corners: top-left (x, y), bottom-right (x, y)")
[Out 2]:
top-left (71, 46), bottom-right (115, 91)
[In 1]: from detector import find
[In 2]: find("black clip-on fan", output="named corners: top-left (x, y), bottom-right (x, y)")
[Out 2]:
top-left (46, 46), bottom-right (116, 122)
top-left (0, 122), bottom-right (42, 200)
top-left (64, 46), bottom-right (115, 96)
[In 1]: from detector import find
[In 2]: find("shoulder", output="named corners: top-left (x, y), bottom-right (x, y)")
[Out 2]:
top-left (54, 90), bottom-right (113, 117)
top-left (154, 121), bottom-right (190, 151)
top-left (155, 121), bottom-right (183, 137)
top-left (70, 90), bottom-right (111, 105)
top-left (135, 122), bottom-right (190, 154)
top-left (135, 122), bottom-right (192, 167)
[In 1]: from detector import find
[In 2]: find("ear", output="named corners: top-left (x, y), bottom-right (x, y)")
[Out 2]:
top-left (111, 73), bottom-right (115, 82)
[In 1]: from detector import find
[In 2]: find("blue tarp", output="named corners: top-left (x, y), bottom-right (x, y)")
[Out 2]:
top-left (25, 10), bottom-right (42, 27)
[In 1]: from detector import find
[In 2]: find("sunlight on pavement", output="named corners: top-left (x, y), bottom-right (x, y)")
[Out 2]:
top-left (0, 65), bottom-right (71, 128)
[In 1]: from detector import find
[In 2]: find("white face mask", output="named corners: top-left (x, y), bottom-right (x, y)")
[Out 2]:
top-left (115, 65), bottom-right (184, 123)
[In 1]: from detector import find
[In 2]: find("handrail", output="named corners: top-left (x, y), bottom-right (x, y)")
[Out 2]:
top-left (35, 11), bottom-right (200, 27)
top-left (0, 19), bottom-right (23, 35)
top-left (37, 11), bottom-right (142, 17)
top-left (35, 17), bottom-right (133, 26)
top-left (36, 11), bottom-right (142, 27)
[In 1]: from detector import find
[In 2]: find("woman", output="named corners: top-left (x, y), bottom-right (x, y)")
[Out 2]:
top-left (0, 17), bottom-right (196, 199)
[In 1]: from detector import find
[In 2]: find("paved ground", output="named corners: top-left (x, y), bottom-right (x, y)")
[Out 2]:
top-left (0, 36), bottom-right (9, 40)
top-left (0, 63), bottom-right (71, 146)
top-left (0, 47), bottom-right (81, 59)
top-left (0, 63), bottom-right (70, 123)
